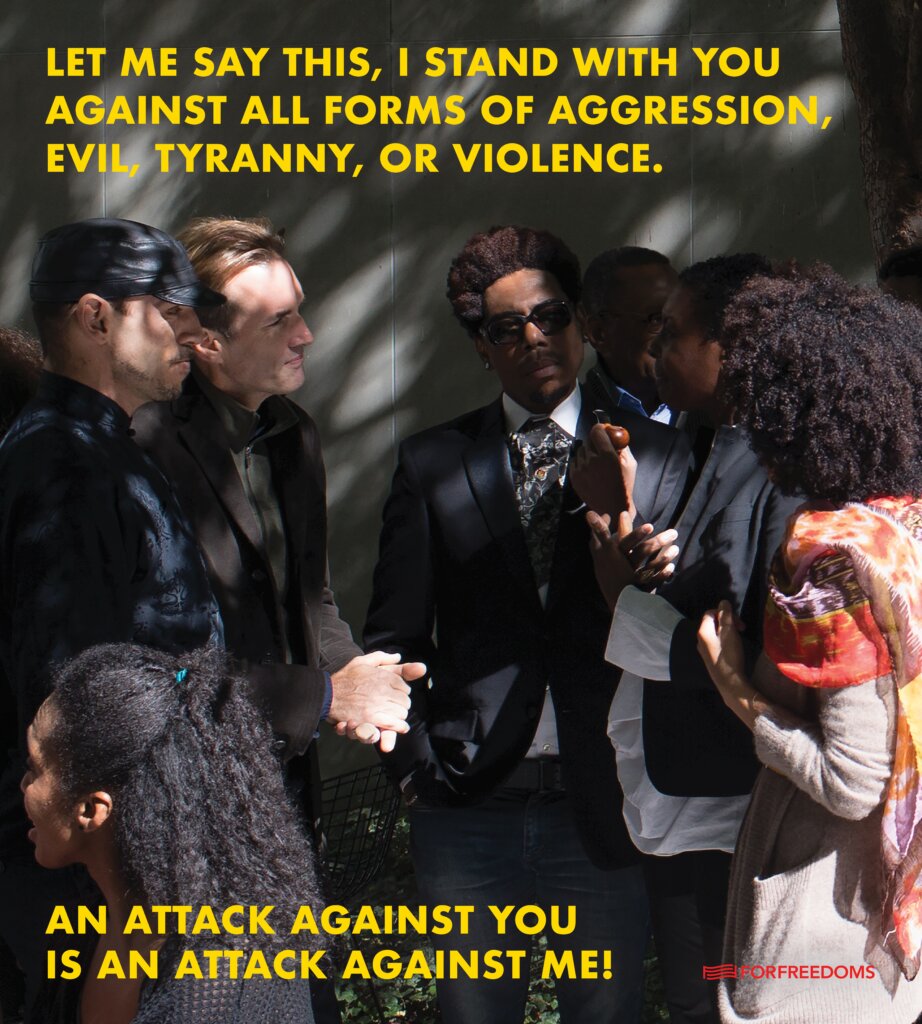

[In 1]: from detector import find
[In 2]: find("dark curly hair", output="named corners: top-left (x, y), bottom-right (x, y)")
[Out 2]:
top-left (0, 327), bottom-right (41, 436)
top-left (679, 253), bottom-right (773, 339)
top-left (447, 225), bottom-right (581, 337)
top-left (40, 644), bottom-right (321, 955)
top-left (719, 263), bottom-right (922, 503)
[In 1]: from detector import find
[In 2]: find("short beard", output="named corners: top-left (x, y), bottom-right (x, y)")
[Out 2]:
top-left (112, 356), bottom-right (185, 404)
top-left (525, 380), bottom-right (572, 414)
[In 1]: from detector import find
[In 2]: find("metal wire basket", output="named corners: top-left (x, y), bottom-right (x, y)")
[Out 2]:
top-left (319, 763), bottom-right (401, 903)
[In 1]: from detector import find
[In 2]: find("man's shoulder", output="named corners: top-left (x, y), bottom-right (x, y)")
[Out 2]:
top-left (0, 401), bottom-right (110, 471)
top-left (597, 400), bottom-right (663, 436)
top-left (131, 396), bottom-right (178, 436)
top-left (133, 390), bottom-right (318, 437)
top-left (399, 401), bottom-right (500, 455)
top-left (273, 395), bottom-right (319, 438)
top-left (129, 399), bottom-right (194, 480)
top-left (133, 372), bottom-right (217, 437)
top-left (602, 403), bottom-right (691, 459)
top-left (0, 408), bottom-right (120, 518)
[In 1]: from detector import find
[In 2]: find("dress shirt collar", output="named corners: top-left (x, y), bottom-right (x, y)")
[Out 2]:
top-left (37, 371), bottom-right (131, 434)
top-left (193, 367), bottom-right (298, 453)
top-left (502, 386), bottom-right (581, 438)
top-left (590, 360), bottom-right (675, 425)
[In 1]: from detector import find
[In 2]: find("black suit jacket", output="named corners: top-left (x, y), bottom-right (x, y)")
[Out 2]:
top-left (641, 426), bottom-right (802, 796)
top-left (363, 391), bottom-right (691, 869)
top-left (132, 378), bottom-right (360, 759)
top-left (0, 375), bottom-right (221, 856)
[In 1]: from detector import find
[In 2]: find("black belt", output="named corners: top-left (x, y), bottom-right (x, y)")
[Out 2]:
top-left (501, 758), bottom-right (565, 793)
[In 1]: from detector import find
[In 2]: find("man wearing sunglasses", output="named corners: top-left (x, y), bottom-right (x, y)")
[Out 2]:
top-left (581, 246), bottom-right (679, 425)
top-left (364, 226), bottom-right (691, 1024)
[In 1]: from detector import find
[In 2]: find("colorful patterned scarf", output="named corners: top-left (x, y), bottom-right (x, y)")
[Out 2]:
top-left (764, 497), bottom-right (922, 979)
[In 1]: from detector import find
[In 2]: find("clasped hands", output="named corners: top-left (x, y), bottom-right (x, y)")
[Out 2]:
top-left (570, 424), bottom-right (679, 609)
top-left (328, 651), bottom-right (425, 753)
top-left (570, 425), bottom-right (763, 728)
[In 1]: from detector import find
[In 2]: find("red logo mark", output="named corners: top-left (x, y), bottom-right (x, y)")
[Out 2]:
top-left (702, 963), bottom-right (738, 980)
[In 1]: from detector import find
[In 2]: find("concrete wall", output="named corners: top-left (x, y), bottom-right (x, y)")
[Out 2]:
top-left (2, 0), bottom-right (869, 770)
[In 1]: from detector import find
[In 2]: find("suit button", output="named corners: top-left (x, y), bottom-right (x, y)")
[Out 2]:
top-left (251, 569), bottom-right (267, 583)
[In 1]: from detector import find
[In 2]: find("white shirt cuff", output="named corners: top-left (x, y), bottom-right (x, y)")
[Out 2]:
top-left (605, 586), bottom-right (685, 681)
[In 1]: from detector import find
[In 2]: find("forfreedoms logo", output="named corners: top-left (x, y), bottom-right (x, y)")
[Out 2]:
top-left (702, 963), bottom-right (877, 981)
top-left (702, 963), bottom-right (737, 979)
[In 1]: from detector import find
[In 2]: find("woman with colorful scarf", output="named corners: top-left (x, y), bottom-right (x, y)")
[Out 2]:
top-left (696, 265), bottom-right (922, 1022)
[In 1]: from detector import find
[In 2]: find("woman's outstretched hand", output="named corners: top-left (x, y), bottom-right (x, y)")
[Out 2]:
top-left (698, 601), bottom-right (764, 731)
top-left (698, 600), bottom-right (746, 681)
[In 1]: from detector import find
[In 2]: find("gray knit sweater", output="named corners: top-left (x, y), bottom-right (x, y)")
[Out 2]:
top-left (718, 657), bottom-right (922, 1023)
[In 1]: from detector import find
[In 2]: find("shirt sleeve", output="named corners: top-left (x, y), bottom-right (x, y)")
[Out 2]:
top-left (753, 675), bottom-right (893, 821)
top-left (316, 563), bottom-right (362, 674)
top-left (605, 585), bottom-right (684, 681)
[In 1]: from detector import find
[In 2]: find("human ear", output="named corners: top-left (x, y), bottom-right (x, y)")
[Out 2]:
top-left (76, 791), bottom-right (113, 833)
top-left (74, 294), bottom-right (111, 341)
top-left (580, 307), bottom-right (605, 352)
top-left (191, 328), bottom-right (225, 364)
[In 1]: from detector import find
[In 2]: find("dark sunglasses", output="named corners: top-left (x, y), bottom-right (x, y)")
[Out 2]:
top-left (481, 300), bottom-right (573, 346)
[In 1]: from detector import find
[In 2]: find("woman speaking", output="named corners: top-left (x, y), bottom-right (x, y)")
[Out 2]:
top-left (23, 644), bottom-right (320, 1024)
top-left (697, 265), bottom-right (922, 1022)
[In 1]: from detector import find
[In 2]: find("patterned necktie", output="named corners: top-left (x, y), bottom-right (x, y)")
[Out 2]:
top-left (510, 416), bottom-right (573, 588)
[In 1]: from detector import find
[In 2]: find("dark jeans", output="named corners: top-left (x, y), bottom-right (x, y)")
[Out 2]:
top-left (409, 789), bottom-right (649, 1024)
top-left (642, 849), bottom-right (732, 1024)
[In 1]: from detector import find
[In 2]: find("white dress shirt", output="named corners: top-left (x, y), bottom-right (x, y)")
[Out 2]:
top-left (502, 386), bottom-right (582, 759)
top-left (606, 585), bottom-right (749, 854)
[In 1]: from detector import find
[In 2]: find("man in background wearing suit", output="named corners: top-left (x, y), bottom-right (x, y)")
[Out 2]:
top-left (364, 225), bottom-right (691, 1024)
top-left (580, 246), bottom-right (679, 425)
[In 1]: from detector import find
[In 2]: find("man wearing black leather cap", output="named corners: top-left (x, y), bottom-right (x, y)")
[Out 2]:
top-left (0, 218), bottom-right (225, 1019)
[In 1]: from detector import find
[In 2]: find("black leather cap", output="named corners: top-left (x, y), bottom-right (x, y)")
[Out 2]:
top-left (30, 218), bottom-right (225, 307)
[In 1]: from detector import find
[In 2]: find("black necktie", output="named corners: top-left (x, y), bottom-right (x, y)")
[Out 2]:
top-left (510, 416), bottom-right (573, 588)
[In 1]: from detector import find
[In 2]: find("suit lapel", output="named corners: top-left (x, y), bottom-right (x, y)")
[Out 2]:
top-left (573, 397), bottom-right (594, 445)
top-left (647, 431), bottom-right (692, 529)
top-left (177, 397), bottom-right (265, 557)
top-left (544, 399), bottom-right (594, 613)
top-left (271, 414), bottom-right (314, 569)
top-left (462, 400), bottom-right (543, 616)
top-left (584, 397), bottom-right (683, 527)
top-left (271, 417), bottom-right (323, 663)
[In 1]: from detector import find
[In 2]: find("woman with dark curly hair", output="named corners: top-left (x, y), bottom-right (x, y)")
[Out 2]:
top-left (697, 265), bottom-right (922, 1022)
top-left (24, 643), bottom-right (320, 1024)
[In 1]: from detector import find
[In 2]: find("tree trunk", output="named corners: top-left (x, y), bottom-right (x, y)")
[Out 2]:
top-left (837, 0), bottom-right (922, 299)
